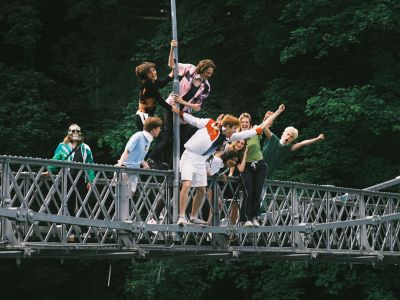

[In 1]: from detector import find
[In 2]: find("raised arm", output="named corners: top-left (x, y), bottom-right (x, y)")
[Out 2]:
top-left (168, 40), bottom-right (178, 68)
top-left (291, 134), bottom-right (325, 152)
top-left (264, 104), bottom-right (285, 125)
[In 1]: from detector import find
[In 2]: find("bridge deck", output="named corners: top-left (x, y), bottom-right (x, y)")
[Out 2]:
top-left (1, 155), bottom-right (400, 263)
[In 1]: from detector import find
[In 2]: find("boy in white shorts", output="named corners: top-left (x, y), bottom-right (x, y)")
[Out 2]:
top-left (173, 110), bottom-right (272, 225)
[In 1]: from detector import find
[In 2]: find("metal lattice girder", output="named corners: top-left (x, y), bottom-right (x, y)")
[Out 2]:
top-left (1, 155), bottom-right (400, 262)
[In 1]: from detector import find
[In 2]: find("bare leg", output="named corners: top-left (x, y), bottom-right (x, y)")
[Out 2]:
top-left (190, 186), bottom-right (206, 218)
top-left (207, 188), bottom-right (213, 224)
top-left (230, 201), bottom-right (239, 225)
top-left (179, 180), bottom-right (192, 216)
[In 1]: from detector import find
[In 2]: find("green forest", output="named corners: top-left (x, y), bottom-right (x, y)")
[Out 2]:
top-left (1, 0), bottom-right (400, 299)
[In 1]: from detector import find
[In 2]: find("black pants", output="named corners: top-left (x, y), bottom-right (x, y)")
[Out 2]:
top-left (239, 160), bottom-right (267, 222)
top-left (67, 174), bottom-right (86, 217)
top-left (135, 114), bottom-right (144, 131)
top-left (148, 111), bottom-right (173, 164)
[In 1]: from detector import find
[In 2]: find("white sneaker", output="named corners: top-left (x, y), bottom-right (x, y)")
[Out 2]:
top-left (252, 219), bottom-right (260, 227)
top-left (244, 220), bottom-right (253, 227)
top-left (147, 218), bottom-right (157, 225)
top-left (177, 215), bottom-right (188, 226)
top-left (189, 216), bottom-right (208, 226)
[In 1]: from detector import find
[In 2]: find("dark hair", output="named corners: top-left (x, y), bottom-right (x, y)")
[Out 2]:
top-left (221, 150), bottom-right (240, 164)
top-left (232, 140), bottom-right (247, 163)
top-left (196, 59), bottom-right (216, 75)
top-left (143, 117), bottom-right (163, 132)
top-left (135, 62), bottom-right (156, 81)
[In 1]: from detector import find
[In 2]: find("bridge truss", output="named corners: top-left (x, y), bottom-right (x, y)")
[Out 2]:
top-left (1, 155), bottom-right (400, 263)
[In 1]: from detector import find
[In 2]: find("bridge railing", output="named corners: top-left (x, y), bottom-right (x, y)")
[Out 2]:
top-left (0, 155), bottom-right (172, 246)
top-left (1, 155), bottom-right (400, 259)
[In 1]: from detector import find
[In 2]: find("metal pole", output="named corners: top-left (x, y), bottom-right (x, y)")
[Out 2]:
top-left (170, 0), bottom-right (180, 223)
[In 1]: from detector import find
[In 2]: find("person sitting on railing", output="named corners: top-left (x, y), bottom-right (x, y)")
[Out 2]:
top-left (117, 117), bottom-right (164, 196)
top-left (47, 124), bottom-right (95, 217)
top-left (135, 61), bottom-right (176, 170)
top-left (171, 107), bottom-right (272, 226)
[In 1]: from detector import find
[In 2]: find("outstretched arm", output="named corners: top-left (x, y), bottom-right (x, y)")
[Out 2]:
top-left (173, 111), bottom-right (211, 128)
top-left (173, 94), bottom-right (201, 111)
top-left (291, 134), bottom-right (325, 152)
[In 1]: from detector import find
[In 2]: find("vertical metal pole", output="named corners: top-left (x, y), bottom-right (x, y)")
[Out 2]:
top-left (2, 160), bottom-right (16, 244)
top-left (291, 188), bottom-right (303, 249)
top-left (359, 193), bottom-right (372, 251)
top-left (62, 168), bottom-right (67, 243)
top-left (212, 178), bottom-right (220, 226)
top-left (171, 0), bottom-right (180, 223)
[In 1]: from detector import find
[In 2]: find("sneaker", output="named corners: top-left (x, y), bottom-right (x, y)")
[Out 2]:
top-left (147, 218), bottom-right (158, 235)
top-left (67, 234), bottom-right (76, 243)
top-left (147, 218), bottom-right (157, 225)
top-left (160, 162), bottom-right (170, 170)
top-left (147, 159), bottom-right (169, 170)
top-left (252, 219), bottom-right (260, 227)
top-left (146, 159), bottom-right (158, 169)
top-left (177, 215), bottom-right (188, 226)
top-left (243, 220), bottom-right (253, 227)
top-left (189, 216), bottom-right (208, 226)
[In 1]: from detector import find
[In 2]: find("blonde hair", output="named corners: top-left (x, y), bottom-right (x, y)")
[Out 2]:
top-left (238, 112), bottom-right (252, 131)
top-left (63, 124), bottom-right (83, 144)
top-left (283, 126), bottom-right (299, 140)
top-left (143, 117), bottom-right (163, 132)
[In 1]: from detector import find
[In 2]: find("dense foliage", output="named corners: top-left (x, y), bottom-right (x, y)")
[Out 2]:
top-left (1, 0), bottom-right (400, 299)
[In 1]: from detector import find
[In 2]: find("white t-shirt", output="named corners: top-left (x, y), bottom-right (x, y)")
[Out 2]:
top-left (206, 156), bottom-right (224, 176)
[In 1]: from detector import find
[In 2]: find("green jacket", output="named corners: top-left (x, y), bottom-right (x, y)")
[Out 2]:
top-left (48, 142), bottom-right (95, 182)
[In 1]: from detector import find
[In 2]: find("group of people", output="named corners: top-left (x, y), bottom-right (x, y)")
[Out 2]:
top-left (49, 40), bottom-right (325, 228)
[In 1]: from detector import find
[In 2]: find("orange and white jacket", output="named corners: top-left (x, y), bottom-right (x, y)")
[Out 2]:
top-left (180, 112), bottom-right (263, 157)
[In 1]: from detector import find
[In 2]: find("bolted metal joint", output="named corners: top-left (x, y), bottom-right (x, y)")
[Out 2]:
top-left (299, 222), bottom-right (315, 234)
top-left (371, 215), bottom-right (381, 226)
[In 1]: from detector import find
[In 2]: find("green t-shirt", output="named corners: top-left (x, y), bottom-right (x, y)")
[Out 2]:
top-left (245, 134), bottom-right (263, 162)
top-left (262, 133), bottom-right (291, 179)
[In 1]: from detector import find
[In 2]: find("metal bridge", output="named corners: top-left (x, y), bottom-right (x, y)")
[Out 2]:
top-left (1, 155), bottom-right (400, 263)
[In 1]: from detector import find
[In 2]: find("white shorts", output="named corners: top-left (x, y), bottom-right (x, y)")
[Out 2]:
top-left (122, 173), bottom-right (138, 194)
top-left (180, 150), bottom-right (207, 187)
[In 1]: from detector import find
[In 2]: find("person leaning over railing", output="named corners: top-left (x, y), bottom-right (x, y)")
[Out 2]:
top-left (205, 149), bottom-right (240, 225)
top-left (46, 124), bottom-right (95, 217)
top-left (225, 139), bottom-right (248, 225)
top-left (171, 107), bottom-right (272, 226)
top-left (262, 112), bottom-right (325, 180)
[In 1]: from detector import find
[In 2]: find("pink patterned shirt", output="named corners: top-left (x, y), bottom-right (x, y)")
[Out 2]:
top-left (165, 63), bottom-right (211, 114)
